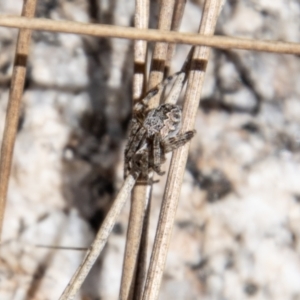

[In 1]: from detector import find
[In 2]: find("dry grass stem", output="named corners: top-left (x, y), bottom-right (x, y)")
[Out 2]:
top-left (164, 47), bottom-right (193, 105)
top-left (133, 194), bottom-right (151, 300)
top-left (120, 183), bottom-right (151, 300)
top-left (132, 0), bottom-right (149, 101)
top-left (59, 174), bottom-right (138, 300)
top-left (0, 16), bottom-right (300, 55)
top-left (165, 0), bottom-right (187, 74)
top-left (120, 1), bottom-right (180, 298)
top-left (0, 0), bottom-right (37, 241)
top-left (120, 1), bottom-right (186, 298)
top-left (142, 1), bottom-right (222, 300)
top-left (147, 0), bottom-right (175, 108)
top-left (119, 0), bottom-right (150, 299)
top-left (132, 1), bottom-right (187, 297)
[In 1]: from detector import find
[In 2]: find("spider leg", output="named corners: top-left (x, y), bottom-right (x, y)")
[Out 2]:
top-left (132, 145), bottom-right (149, 179)
top-left (133, 88), bottom-right (160, 114)
top-left (124, 126), bottom-right (147, 177)
top-left (124, 119), bottom-right (141, 177)
top-left (152, 133), bottom-right (165, 176)
top-left (124, 119), bottom-right (140, 156)
top-left (134, 71), bottom-right (184, 114)
top-left (163, 47), bottom-right (194, 104)
top-left (161, 130), bottom-right (196, 153)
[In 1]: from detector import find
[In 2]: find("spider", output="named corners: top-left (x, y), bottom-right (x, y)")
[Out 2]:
top-left (124, 71), bottom-right (195, 180)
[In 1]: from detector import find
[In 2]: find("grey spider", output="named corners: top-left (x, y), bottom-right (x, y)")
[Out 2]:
top-left (124, 72), bottom-right (195, 179)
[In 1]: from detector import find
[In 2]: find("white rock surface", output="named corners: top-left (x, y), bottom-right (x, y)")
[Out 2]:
top-left (0, 0), bottom-right (300, 299)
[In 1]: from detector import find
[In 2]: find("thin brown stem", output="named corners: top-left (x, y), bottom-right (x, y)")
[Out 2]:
top-left (133, 191), bottom-right (151, 300)
top-left (119, 0), bottom-right (150, 299)
top-left (147, 0), bottom-right (176, 108)
top-left (142, 1), bottom-right (223, 300)
top-left (0, 0), bottom-right (37, 241)
top-left (0, 16), bottom-right (300, 55)
top-left (165, 0), bottom-right (187, 75)
top-left (132, 0), bottom-right (149, 102)
top-left (121, 1), bottom-right (179, 298)
top-left (120, 183), bottom-right (151, 300)
top-left (59, 174), bottom-right (138, 300)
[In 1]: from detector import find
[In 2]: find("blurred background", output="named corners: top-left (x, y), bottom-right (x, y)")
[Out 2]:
top-left (1, 0), bottom-right (300, 299)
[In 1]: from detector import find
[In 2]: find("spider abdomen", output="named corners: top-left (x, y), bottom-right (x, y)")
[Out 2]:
top-left (144, 103), bottom-right (182, 138)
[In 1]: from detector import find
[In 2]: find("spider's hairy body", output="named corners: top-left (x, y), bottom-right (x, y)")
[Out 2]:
top-left (124, 71), bottom-right (195, 180)
top-left (144, 104), bottom-right (181, 138)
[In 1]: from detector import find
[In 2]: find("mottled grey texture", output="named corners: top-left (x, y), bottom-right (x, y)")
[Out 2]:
top-left (0, 0), bottom-right (300, 299)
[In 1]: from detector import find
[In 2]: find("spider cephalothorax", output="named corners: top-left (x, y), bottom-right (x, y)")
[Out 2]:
top-left (124, 72), bottom-right (195, 179)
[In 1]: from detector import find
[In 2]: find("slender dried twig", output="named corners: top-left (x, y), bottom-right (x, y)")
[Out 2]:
top-left (142, 1), bottom-right (223, 300)
top-left (119, 0), bottom-right (150, 299)
top-left (121, 183), bottom-right (152, 300)
top-left (129, 2), bottom-right (187, 298)
top-left (0, 0), bottom-right (37, 241)
top-left (0, 16), bottom-right (300, 54)
top-left (121, 1), bottom-right (178, 298)
top-left (59, 173), bottom-right (138, 300)
top-left (130, 3), bottom-right (187, 299)
top-left (147, 0), bottom-right (176, 108)
top-left (132, 0), bottom-right (149, 102)
top-left (165, 0), bottom-right (187, 75)
top-left (133, 189), bottom-right (151, 300)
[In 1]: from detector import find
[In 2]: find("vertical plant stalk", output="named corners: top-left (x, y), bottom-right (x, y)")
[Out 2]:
top-left (122, 1), bottom-right (177, 298)
top-left (120, 183), bottom-right (152, 300)
top-left (164, 0), bottom-right (187, 76)
top-left (147, 0), bottom-right (176, 109)
top-left (59, 173), bottom-right (138, 300)
top-left (124, 1), bottom-right (187, 298)
top-left (121, 1), bottom-right (179, 298)
top-left (0, 0), bottom-right (37, 241)
top-left (132, 0), bottom-right (149, 102)
top-left (132, 186), bottom-right (151, 300)
top-left (119, 1), bottom-right (150, 299)
top-left (142, 1), bottom-right (224, 300)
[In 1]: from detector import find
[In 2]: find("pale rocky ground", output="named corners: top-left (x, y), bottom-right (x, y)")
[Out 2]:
top-left (0, 0), bottom-right (300, 299)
